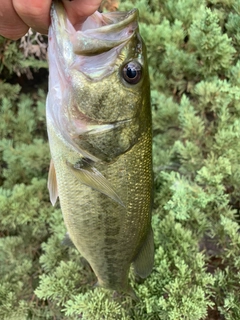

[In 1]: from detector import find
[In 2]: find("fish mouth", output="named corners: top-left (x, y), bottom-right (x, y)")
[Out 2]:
top-left (51, 2), bottom-right (139, 55)
top-left (71, 9), bottom-right (139, 55)
top-left (51, 2), bottom-right (140, 80)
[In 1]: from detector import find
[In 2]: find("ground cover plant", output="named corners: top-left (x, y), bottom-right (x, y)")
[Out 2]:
top-left (0, 0), bottom-right (240, 319)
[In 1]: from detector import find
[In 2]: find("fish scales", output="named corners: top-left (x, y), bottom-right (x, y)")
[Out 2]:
top-left (47, 1), bottom-right (154, 297)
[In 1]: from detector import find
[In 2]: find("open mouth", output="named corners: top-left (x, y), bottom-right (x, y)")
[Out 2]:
top-left (71, 9), bottom-right (138, 55)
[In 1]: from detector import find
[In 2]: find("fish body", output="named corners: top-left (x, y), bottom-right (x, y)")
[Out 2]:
top-left (47, 1), bottom-right (154, 296)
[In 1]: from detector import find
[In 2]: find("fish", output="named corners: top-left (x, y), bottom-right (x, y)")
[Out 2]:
top-left (46, 0), bottom-right (154, 298)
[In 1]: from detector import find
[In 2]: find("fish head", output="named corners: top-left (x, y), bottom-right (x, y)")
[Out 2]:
top-left (47, 2), bottom-right (151, 161)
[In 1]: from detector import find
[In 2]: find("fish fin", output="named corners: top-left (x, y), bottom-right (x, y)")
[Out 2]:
top-left (93, 281), bottom-right (99, 288)
top-left (66, 160), bottom-right (125, 207)
top-left (126, 284), bottom-right (139, 301)
top-left (94, 280), bottom-right (139, 301)
top-left (48, 159), bottom-right (58, 206)
top-left (61, 232), bottom-right (76, 248)
top-left (133, 227), bottom-right (154, 279)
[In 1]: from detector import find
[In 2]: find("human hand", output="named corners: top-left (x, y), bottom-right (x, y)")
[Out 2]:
top-left (0, 0), bottom-right (102, 40)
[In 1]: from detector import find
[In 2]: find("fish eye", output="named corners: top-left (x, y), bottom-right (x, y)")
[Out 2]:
top-left (122, 61), bottom-right (142, 84)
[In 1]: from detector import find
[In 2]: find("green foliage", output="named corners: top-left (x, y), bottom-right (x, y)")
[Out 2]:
top-left (1, 0), bottom-right (240, 319)
top-left (63, 288), bottom-right (133, 320)
top-left (0, 33), bottom-right (47, 78)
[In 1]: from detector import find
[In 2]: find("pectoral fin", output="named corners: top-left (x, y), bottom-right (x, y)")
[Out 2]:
top-left (66, 160), bottom-right (125, 207)
top-left (48, 159), bottom-right (58, 206)
top-left (133, 227), bottom-right (154, 278)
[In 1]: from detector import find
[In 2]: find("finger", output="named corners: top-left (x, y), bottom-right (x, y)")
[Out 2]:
top-left (13, 0), bottom-right (51, 35)
top-left (0, 0), bottom-right (29, 40)
top-left (63, 0), bottom-right (102, 28)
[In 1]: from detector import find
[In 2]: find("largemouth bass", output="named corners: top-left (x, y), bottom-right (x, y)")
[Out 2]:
top-left (46, 1), bottom-right (154, 298)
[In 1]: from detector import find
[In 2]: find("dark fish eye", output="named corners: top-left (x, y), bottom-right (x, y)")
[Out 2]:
top-left (122, 61), bottom-right (142, 84)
